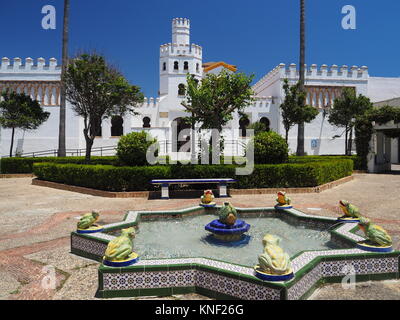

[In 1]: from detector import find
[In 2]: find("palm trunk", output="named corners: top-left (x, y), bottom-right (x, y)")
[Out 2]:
top-left (9, 127), bottom-right (15, 157)
top-left (296, 0), bottom-right (306, 156)
top-left (348, 127), bottom-right (353, 155)
top-left (58, 0), bottom-right (70, 157)
top-left (190, 114), bottom-right (197, 164)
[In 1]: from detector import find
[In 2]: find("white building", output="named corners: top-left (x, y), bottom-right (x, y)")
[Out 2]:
top-left (1, 17), bottom-right (400, 161)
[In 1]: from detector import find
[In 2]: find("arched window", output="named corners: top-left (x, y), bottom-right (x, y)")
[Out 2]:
top-left (174, 61), bottom-right (179, 70)
top-left (239, 117), bottom-right (250, 137)
top-left (111, 115), bottom-right (123, 137)
top-left (143, 117), bottom-right (151, 128)
top-left (178, 83), bottom-right (186, 96)
top-left (184, 61), bottom-right (189, 70)
top-left (162, 62), bottom-right (166, 71)
top-left (196, 63), bottom-right (199, 72)
top-left (260, 117), bottom-right (270, 132)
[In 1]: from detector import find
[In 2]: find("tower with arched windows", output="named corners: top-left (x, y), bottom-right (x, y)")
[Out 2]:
top-left (159, 18), bottom-right (202, 97)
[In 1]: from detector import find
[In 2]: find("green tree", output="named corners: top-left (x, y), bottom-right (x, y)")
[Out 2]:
top-left (0, 91), bottom-right (50, 157)
top-left (248, 121), bottom-right (267, 135)
top-left (280, 79), bottom-right (318, 144)
top-left (182, 70), bottom-right (254, 161)
top-left (328, 87), bottom-right (373, 155)
top-left (58, 0), bottom-right (70, 157)
top-left (63, 53), bottom-right (144, 162)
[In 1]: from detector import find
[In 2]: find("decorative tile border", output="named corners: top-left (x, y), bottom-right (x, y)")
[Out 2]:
top-left (70, 205), bottom-right (400, 300)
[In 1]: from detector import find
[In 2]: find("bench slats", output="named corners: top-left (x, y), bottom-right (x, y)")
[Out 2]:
top-left (151, 178), bottom-right (236, 184)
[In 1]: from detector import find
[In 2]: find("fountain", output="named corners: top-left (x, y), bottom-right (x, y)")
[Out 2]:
top-left (204, 202), bottom-right (250, 244)
top-left (337, 200), bottom-right (361, 223)
top-left (69, 201), bottom-right (399, 300)
top-left (274, 191), bottom-right (293, 210)
top-left (356, 217), bottom-right (393, 252)
top-left (102, 227), bottom-right (139, 267)
top-left (254, 234), bottom-right (294, 281)
top-left (199, 189), bottom-right (216, 208)
top-left (76, 211), bottom-right (104, 234)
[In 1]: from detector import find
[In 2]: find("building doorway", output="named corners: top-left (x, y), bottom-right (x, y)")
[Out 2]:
top-left (111, 115), bottom-right (123, 137)
top-left (172, 117), bottom-right (191, 152)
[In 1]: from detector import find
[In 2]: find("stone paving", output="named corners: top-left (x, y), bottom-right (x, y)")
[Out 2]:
top-left (0, 173), bottom-right (399, 300)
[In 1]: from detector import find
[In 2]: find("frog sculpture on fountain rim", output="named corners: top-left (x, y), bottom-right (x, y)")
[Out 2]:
top-left (200, 189), bottom-right (216, 207)
top-left (254, 234), bottom-right (294, 281)
top-left (337, 200), bottom-right (361, 223)
top-left (77, 211), bottom-right (103, 234)
top-left (356, 217), bottom-right (393, 252)
top-left (275, 191), bottom-right (292, 209)
top-left (103, 227), bottom-right (139, 267)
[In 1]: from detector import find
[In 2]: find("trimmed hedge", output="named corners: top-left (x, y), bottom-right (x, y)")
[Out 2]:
top-left (0, 156), bottom-right (118, 174)
top-left (289, 155), bottom-right (362, 170)
top-left (33, 159), bottom-right (353, 192)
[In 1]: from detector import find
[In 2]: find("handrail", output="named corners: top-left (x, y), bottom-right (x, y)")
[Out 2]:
top-left (1, 139), bottom-right (248, 158)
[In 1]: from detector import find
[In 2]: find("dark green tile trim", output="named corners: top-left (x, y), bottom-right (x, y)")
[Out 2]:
top-left (171, 286), bottom-right (196, 295)
top-left (139, 287), bottom-right (173, 297)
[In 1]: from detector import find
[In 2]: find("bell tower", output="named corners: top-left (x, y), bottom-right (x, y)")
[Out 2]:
top-left (159, 18), bottom-right (203, 96)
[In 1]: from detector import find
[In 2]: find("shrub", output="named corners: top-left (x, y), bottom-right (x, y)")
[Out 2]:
top-left (253, 131), bottom-right (289, 164)
top-left (33, 159), bottom-right (353, 192)
top-left (0, 156), bottom-right (118, 174)
top-left (289, 155), bottom-right (363, 170)
top-left (116, 132), bottom-right (158, 166)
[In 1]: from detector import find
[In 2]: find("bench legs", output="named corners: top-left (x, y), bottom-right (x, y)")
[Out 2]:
top-left (161, 184), bottom-right (169, 200)
top-left (218, 183), bottom-right (228, 198)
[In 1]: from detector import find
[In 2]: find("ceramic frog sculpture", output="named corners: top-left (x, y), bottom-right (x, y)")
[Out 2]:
top-left (258, 234), bottom-right (292, 275)
top-left (77, 211), bottom-right (99, 229)
top-left (218, 202), bottom-right (238, 226)
top-left (358, 217), bottom-right (392, 247)
top-left (104, 227), bottom-right (136, 261)
top-left (339, 200), bottom-right (361, 218)
top-left (201, 190), bottom-right (215, 204)
top-left (276, 191), bottom-right (291, 206)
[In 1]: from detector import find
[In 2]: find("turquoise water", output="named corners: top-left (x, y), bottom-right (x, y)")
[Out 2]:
top-left (111, 214), bottom-right (338, 267)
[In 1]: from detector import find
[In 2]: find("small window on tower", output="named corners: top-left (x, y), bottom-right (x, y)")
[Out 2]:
top-left (174, 61), bottom-right (179, 70)
top-left (196, 63), bottom-right (199, 72)
top-left (143, 117), bottom-right (151, 128)
top-left (178, 84), bottom-right (186, 96)
top-left (163, 62), bottom-right (166, 71)
top-left (184, 61), bottom-right (189, 70)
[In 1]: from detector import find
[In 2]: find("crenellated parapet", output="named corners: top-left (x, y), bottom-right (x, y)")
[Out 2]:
top-left (140, 97), bottom-right (160, 108)
top-left (247, 96), bottom-right (273, 109)
top-left (253, 63), bottom-right (369, 94)
top-left (0, 57), bottom-right (61, 106)
top-left (0, 57), bottom-right (61, 74)
top-left (160, 43), bottom-right (202, 59)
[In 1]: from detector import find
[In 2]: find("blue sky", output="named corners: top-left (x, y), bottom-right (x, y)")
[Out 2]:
top-left (1, 0), bottom-right (399, 97)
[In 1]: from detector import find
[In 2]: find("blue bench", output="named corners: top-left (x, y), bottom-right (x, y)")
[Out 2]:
top-left (150, 178), bottom-right (236, 199)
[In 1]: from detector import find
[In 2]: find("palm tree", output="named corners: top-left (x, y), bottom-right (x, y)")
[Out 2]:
top-left (58, 0), bottom-right (70, 157)
top-left (296, 0), bottom-right (306, 156)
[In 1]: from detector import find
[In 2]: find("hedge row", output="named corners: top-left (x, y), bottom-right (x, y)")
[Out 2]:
top-left (288, 155), bottom-right (362, 170)
top-left (1, 155), bottom-right (361, 174)
top-left (0, 156), bottom-right (118, 174)
top-left (33, 159), bottom-right (353, 192)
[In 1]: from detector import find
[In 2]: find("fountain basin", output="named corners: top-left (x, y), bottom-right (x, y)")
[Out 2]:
top-left (70, 206), bottom-right (400, 300)
top-left (205, 219), bottom-right (250, 240)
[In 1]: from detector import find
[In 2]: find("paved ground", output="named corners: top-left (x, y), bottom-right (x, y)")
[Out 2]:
top-left (0, 173), bottom-right (399, 300)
